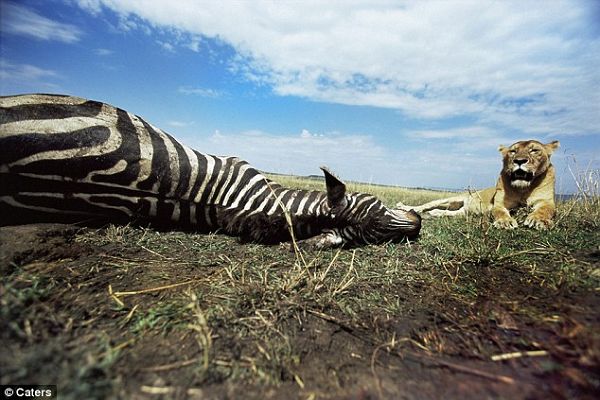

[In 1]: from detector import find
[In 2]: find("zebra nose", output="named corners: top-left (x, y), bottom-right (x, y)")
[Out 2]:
top-left (407, 209), bottom-right (421, 230)
top-left (514, 158), bottom-right (528, 166)
top-left (393, 209), bottom-right (421, 236)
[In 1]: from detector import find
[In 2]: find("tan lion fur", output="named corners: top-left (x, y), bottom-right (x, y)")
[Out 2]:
top-left (396, 140), bottom-right (560, 230)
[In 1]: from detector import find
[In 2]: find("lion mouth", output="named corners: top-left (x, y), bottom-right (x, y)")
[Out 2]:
top-left (511, 169), bottom-right (534, 182)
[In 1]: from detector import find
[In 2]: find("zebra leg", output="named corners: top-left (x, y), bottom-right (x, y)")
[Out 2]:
top-left (295, 229), bottom-right (343, 250)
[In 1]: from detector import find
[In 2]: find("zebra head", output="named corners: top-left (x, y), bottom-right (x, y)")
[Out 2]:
top-left (298, 167), bottom-right (421, 249)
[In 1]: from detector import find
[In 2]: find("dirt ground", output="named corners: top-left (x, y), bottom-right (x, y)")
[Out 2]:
top-left (1, 223), bottom-right (599, 399)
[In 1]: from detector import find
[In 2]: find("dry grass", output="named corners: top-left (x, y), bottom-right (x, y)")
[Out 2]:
top-left (1, 173), bottom-right (599, 399)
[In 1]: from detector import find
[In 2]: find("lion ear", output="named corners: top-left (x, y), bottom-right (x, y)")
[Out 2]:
top-left (498, 145), bottom-right (509, 155)
top-left (544, 140), bottom-right (560, 155)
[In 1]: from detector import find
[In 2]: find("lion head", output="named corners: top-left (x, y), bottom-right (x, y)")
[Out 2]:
top-left (499, 140), bottom-right (560, 189)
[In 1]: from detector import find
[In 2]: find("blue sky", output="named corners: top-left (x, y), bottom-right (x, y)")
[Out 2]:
top-left (1, 0), bottom-right (599, 193)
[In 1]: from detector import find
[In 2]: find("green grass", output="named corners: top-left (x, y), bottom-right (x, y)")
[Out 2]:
top-left (1, 176), bottom-right (599, 398)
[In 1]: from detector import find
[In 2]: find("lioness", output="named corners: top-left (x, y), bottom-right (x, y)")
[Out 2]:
top-left (396, 140), bottom-right (560, 230)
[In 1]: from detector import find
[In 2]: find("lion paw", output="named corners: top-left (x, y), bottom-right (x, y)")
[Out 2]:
top-left (524, 215), bottom-right (553, 230)
top-left (493, 217), bottom-right (518, 230)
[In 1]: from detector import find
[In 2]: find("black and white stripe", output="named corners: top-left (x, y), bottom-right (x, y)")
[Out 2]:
top-left (0, 94), bottom-right (420, 248)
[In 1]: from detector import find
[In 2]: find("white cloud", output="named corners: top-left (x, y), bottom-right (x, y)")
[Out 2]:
top-left (163, 124), bottom-right (574, 191)
top-left (180, 128), bottom-right (503, 189)
top-left (0, 60), bottom-right (60, 90)
top-left (409, 127), bottom-right (497, 140)
top-left (73, 0), bottom-right (599, 139)
top-left (75, 0), bottom-right (103, 15)
top-left (157, 40), bottom-right (175, 52)
top-left (65, 1), bottom-right (595, 192)
top-left (187, 37), bottom-right (201, 52)
top-left (178, 86), bottom-right (223, 98)
top-left (167, 120), bottom-right (194, 128)
top-left (0, 2), bottom-right (83, 43)
top-left (190, 129), bottom-right (385, 181)
top-left (94, 48), bottom-right (113, 56)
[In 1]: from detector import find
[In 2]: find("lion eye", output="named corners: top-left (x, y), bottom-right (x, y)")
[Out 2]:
top-left (509, 149), bottom-right (517, 154)
top-left (530, 149), bottom-right (540, 154)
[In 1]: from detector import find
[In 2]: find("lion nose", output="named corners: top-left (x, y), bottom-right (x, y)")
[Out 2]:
top-left (514, 158), bottom-right (528, 166)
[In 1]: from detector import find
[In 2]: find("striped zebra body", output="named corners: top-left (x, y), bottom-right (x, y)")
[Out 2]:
top-left (0, 94), bottom-right (420, 248)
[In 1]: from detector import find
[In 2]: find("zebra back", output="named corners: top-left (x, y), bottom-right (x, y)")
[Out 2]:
top-left (1, 94), bottom-right (262, 229)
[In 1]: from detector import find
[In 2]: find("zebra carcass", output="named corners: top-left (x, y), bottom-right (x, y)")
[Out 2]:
top-left (0, 94), bottom-right (420, 248)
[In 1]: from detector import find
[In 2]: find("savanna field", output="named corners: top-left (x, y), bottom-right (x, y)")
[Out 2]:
top-left (1, 175), bottom-right (598, 400)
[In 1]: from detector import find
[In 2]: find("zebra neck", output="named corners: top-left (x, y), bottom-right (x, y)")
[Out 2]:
top-left (261, 186), bottom-right (328, 218)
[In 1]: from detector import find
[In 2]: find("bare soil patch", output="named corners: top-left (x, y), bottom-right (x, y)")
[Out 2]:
top-left (1, 222), bottom-right (598, 399)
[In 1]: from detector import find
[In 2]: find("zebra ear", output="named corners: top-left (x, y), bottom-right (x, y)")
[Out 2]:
top-left (320, 166), bottom-right (347, 208)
